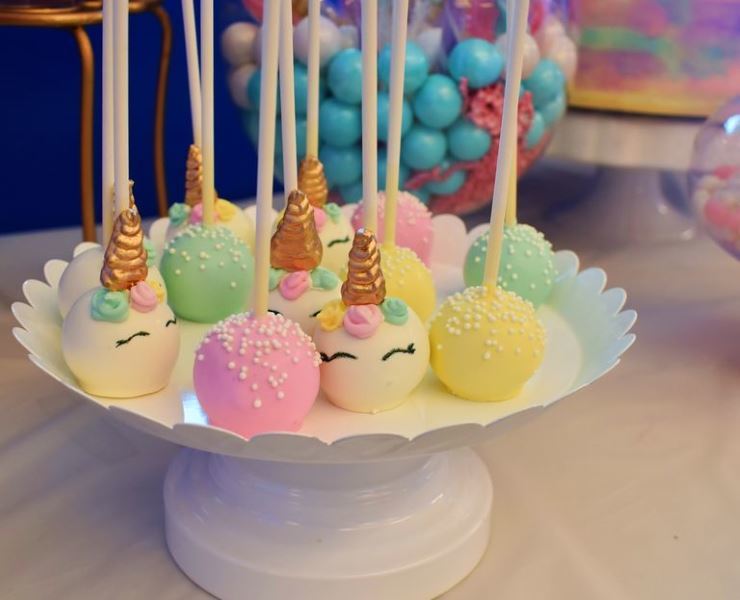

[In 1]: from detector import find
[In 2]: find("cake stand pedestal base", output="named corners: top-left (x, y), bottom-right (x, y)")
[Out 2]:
top-left (164, 447), bottom-right (492, 600)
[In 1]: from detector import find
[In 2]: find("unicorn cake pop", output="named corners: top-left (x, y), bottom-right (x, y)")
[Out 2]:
top-left (62, 198), bottom-right (180, 398)
top-left (268, 189), bottom-right (341, 335)
top-left (298, 155), bottom-right (354, 274)
top-left (313, 229), bottom-right (429, 414)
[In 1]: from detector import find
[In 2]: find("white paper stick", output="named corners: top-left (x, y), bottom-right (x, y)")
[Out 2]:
top-left (504, 1), bottom-right (518, 227)
top-left (102, 0), bottom-right (114, 240)
top-left (383, 0), bottom-right (410, 247)
top-left (362, 0), bottom-right (378, 233)
top-left (305, 0), bottom-right (320, 158)
top-left (279, 0), bottom-right (298, 193)
top-left (182, 0), bottom-right (202, 147)
top-left (253, 0), bottom-right (282, 317)
top-left (113, 0), bottom-right (129, 216)
top-left (483, 0), bottom-right (530, 287)
top-left (201, 0), bottom-right (215, 225)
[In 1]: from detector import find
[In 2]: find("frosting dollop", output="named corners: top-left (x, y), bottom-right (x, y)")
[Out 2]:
top-left (324, 202), bottom-right (342, 224)
top-left (279, 271), bottom-right (311, 300)
top-left (147, 278), bottom-right (166, 302)
top-left (269, 267), bottom-right (286, 290)
top-left (215, 198), bottom-right (237, 222)
top-left (169, 202), bottom-right (190, 228)
top-left (130, 281), bottom-right (158, 313)
top-left (313, 207), bottom-right (327, 232)
top-left (317, 299), bottom-right (346, 331)
top-left (343, 304), bottom-right (383, 339)
top-left (143, 237), bottom-right (157, 268)
top-left (380, 297), bottom-right (409, 325)
top-left (91, 288), bottom-right (130, 322)
top-left (188, 202), bottom-right (204, 225)
top-left (310, 266), bottom-right (340, 290)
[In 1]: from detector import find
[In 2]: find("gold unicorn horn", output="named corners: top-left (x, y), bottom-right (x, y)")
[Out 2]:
top-left (298, 155), bottom-right (328, 208)
top-left (100, 186), bottom-right (148, 291)
top-left (184, 144), bottom-right (203, 207)
top-left (341, 228), bottom-right (386, 306)
top-left (270, 189), bottom-right (323, 271)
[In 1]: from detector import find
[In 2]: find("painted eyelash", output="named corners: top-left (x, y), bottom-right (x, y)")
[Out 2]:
top-left (268, 309), bottom-right (282, 316)
top-left (382, 343), bottom-right (416, 361)
top-left (166, 317), bottom-right (177, 327)
top-left (320, 351), bottom-right (358, 362)
top-left (115, 331), bottom-right (151, 347)
top-left (327, 235), bottom-right (351, 248)
top-left (310, 309), bottom-right (321, 317)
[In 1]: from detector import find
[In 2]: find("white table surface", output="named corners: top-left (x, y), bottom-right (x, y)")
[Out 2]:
top-left (2, 184), bottom-right (740, 599)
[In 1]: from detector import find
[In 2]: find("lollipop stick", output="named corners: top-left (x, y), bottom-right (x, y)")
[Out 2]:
top-left (305, 0), bottom-right (320, 158)
top-left (483, 0), bottom-right (529, 287)
top-left (279, 0), bottom-right (298, 194)
top-left (182, 0), bottom-right (202, 147)
top-left (102, 0), bottom-right (114, 241)
top-left (253, 0), bottom-right (282, 317)
top-left (504, 154), bottom-right (518, 226)
top-left (383, 0), bottom-right (410, 248)
top-left (361, 0), bottom-right (378, 233)
top-left (201, 0), bottom-right (215, 225)
top-left (113, 0), bottom-right (129, 216)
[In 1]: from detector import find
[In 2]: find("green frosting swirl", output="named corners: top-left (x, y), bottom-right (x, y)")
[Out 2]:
top-left (169, 203), bottom-right (190, 228)
top-left (380, 297), bottom-right (409, 326)
top-left (143, 237), bottom-right (156, 268)
top-left (310, 266), bottom-right (340, 290)
top-left (269, 267), bottom-right (286, 290)
top-left (324, 202), bottom-right (342, 224)
top-left (91, 288), bottom-right (130, 322)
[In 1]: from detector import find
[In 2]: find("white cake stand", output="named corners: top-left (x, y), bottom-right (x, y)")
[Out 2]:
top-left (12, 212), bottom-right (635, 600)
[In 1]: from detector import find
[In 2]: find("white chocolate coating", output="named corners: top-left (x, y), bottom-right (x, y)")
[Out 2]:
top-left (268, 284), bottom-right (341, 336)
top-left (312, 313), bottom-right (430, 414)
top-left (61, 289), bottom-right (180, 398)
top-left (318, 216), bottom-right (354, 274)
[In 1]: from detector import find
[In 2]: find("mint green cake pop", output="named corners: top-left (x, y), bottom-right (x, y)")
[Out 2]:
top-left (464, 223), bottom-right (555, 308)
top-left (161, 224), bottom-right (254, 323)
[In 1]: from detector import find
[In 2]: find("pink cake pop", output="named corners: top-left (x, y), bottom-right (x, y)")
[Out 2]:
top-left (193, 312), bottom-right (321, 438)
top-left (350, 190), bottom-right (434, 266)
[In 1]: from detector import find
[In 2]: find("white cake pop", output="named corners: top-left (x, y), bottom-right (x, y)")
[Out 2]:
top-left (313, 229), bottom-right (430, 414)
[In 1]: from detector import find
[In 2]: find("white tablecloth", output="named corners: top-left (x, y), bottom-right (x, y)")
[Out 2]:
top-left (2, 181), bottom-right (740, 599)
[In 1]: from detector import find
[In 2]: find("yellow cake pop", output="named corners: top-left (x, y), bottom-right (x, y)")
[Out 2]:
top-left (380, 244), bottom-right (436, 322)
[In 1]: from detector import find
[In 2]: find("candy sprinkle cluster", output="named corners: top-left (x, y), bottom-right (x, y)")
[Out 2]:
top-left (165, 224), bottom-right (249, 279)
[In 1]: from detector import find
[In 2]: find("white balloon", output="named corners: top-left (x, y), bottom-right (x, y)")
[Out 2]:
top-left (496, 32), bottom-right (541, 79)
top-left (547, 36), bottom-right (578, 82)
top-left (221, 22), bottom-right (259, 67)
top-left (535, 16), bottom-right (566, 56)
top-left (338, 24), bottom-right (359, 50)
top-left (228, 63), bottom-right (257, 109)
top-left (415, 27), bottom-right (444, 70)
top-left (293, 15), bottom-right (343, 67)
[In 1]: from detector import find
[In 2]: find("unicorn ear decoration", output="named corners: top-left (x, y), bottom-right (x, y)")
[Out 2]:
top-left (312, 229), bottom-right (430, 414)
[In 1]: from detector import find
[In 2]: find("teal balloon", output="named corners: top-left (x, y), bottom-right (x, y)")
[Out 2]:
top-left (424, 159), bottom-right (466, 195)
top-left (525, 112), bottom-right (546, 148)
top-left (448, 39), bottom-right (504, 89)
top-left (339, 180), bottom-right (364, 204)
top-left (320, 144), bottom-right (362, 186)
top-left (243, 111), bottom-right (260, 146)
top-left (412, 74), bottom-right (463, 129)
top-left (293, 62), bottom-right (310, 116)
top-left (523, 59), bottom-right (565, 109)
top-left (379, 41), bottom-right (429, 94)
top-left (327, 48), bottom-right (363, 104)
top-left (274, 117), bottom-right (308, 161)
top-left (540, 92), bottom-right (566, 126)
top-left (247, 68), bottom-right (281, 116)
top-left (412, 187), bottom-right (430, 204)
top-left (377, 147), bottom-right (410, 189)
top-left (447, 118), bottom-right (491, 161)
top-left (401, 125), bottom-right (447, 170)
top-left (319, 98), bottom-right (361, 147)
top-left (377, 91), bottom-right (413, 142)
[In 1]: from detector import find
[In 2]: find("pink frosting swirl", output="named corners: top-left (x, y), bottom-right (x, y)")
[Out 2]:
top-left (130, 281), bottom-right (158, 313)
top-left (343, 304), bottom-right (383, 339)
top-left (313, 207), bottom-right (327, 232)
top-left (188, 202), bottom-right (204, 224)
top-left (279, 271), bottom-right (311, 300)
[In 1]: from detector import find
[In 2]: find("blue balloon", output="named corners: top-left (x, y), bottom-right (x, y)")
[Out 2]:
top-left (448, 39), bottom-right (504, 89)
top-left (525, 112), bottom-right (546, 149)
top-left (379, 41), bottom-right (429, 94)
top-left (320, 144), bottom-right (362, 186)
top-left (401, 125), bottom-right (447, 170)
top-left (377, 91), bottom-right (413, 142)
top-left (246, 69), bottom-right (276, 114)
top-left (293, 63), bottom-right (309, 116)
top-left (540, 92), bottom-right (566, 126)
top-left (339, 180), bottom-right (364, 204)
top-left (412, 74), bottom-right (463, 129)
top-left (447, 118), bottom-right (491, 161)
top-left (424, 159), bottom-right (466, 195)
top-left (243, 111), bottom-right (260, 146)
top-left (327, 48), bottom-right (363, 104)
top-left (377, 147), bottom-right (410, 190)
top-left (523, 59), bottom-right (565, 109)
top-left (319, 98), bottom-right (362, 147)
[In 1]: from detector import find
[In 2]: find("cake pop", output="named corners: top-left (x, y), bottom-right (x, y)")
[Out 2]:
top-left (313, 229), bottom-right (429, 414)
top-left (268, 189), bottom-right (341, 335)
top-left (62, 200), bottom-right (179, 398)
top-left (351, 190), bottom-right (434, 266)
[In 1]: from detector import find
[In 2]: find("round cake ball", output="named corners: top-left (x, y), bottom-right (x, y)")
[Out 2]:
top-left (160, 224), bottom-right (254, 323)
top-left (381, 245), bottom-right (436, 322)
top-left (62, 286), bottom-right (180, 398)
top-left (167, 200), bottom-right (256, 251)
top-left (429, 286), bottom-right (546, 402)
top-left (316, 203), bottom-right (354, 274)
top-left (351, 191), bottom-right (434, 266)
top-left (313, 299), bottom-right (429, 413)
top-left (193, 312), bottom-right (320, 439)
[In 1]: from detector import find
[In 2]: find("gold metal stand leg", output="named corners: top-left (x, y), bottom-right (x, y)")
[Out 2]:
top-left (150, 3), bottom-right (172, 216)
top-left (71, 25), bottom-right (96, 242)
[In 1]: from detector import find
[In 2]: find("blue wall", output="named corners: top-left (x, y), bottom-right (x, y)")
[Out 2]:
top-left (0, 0), bottom-right (259, 234)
